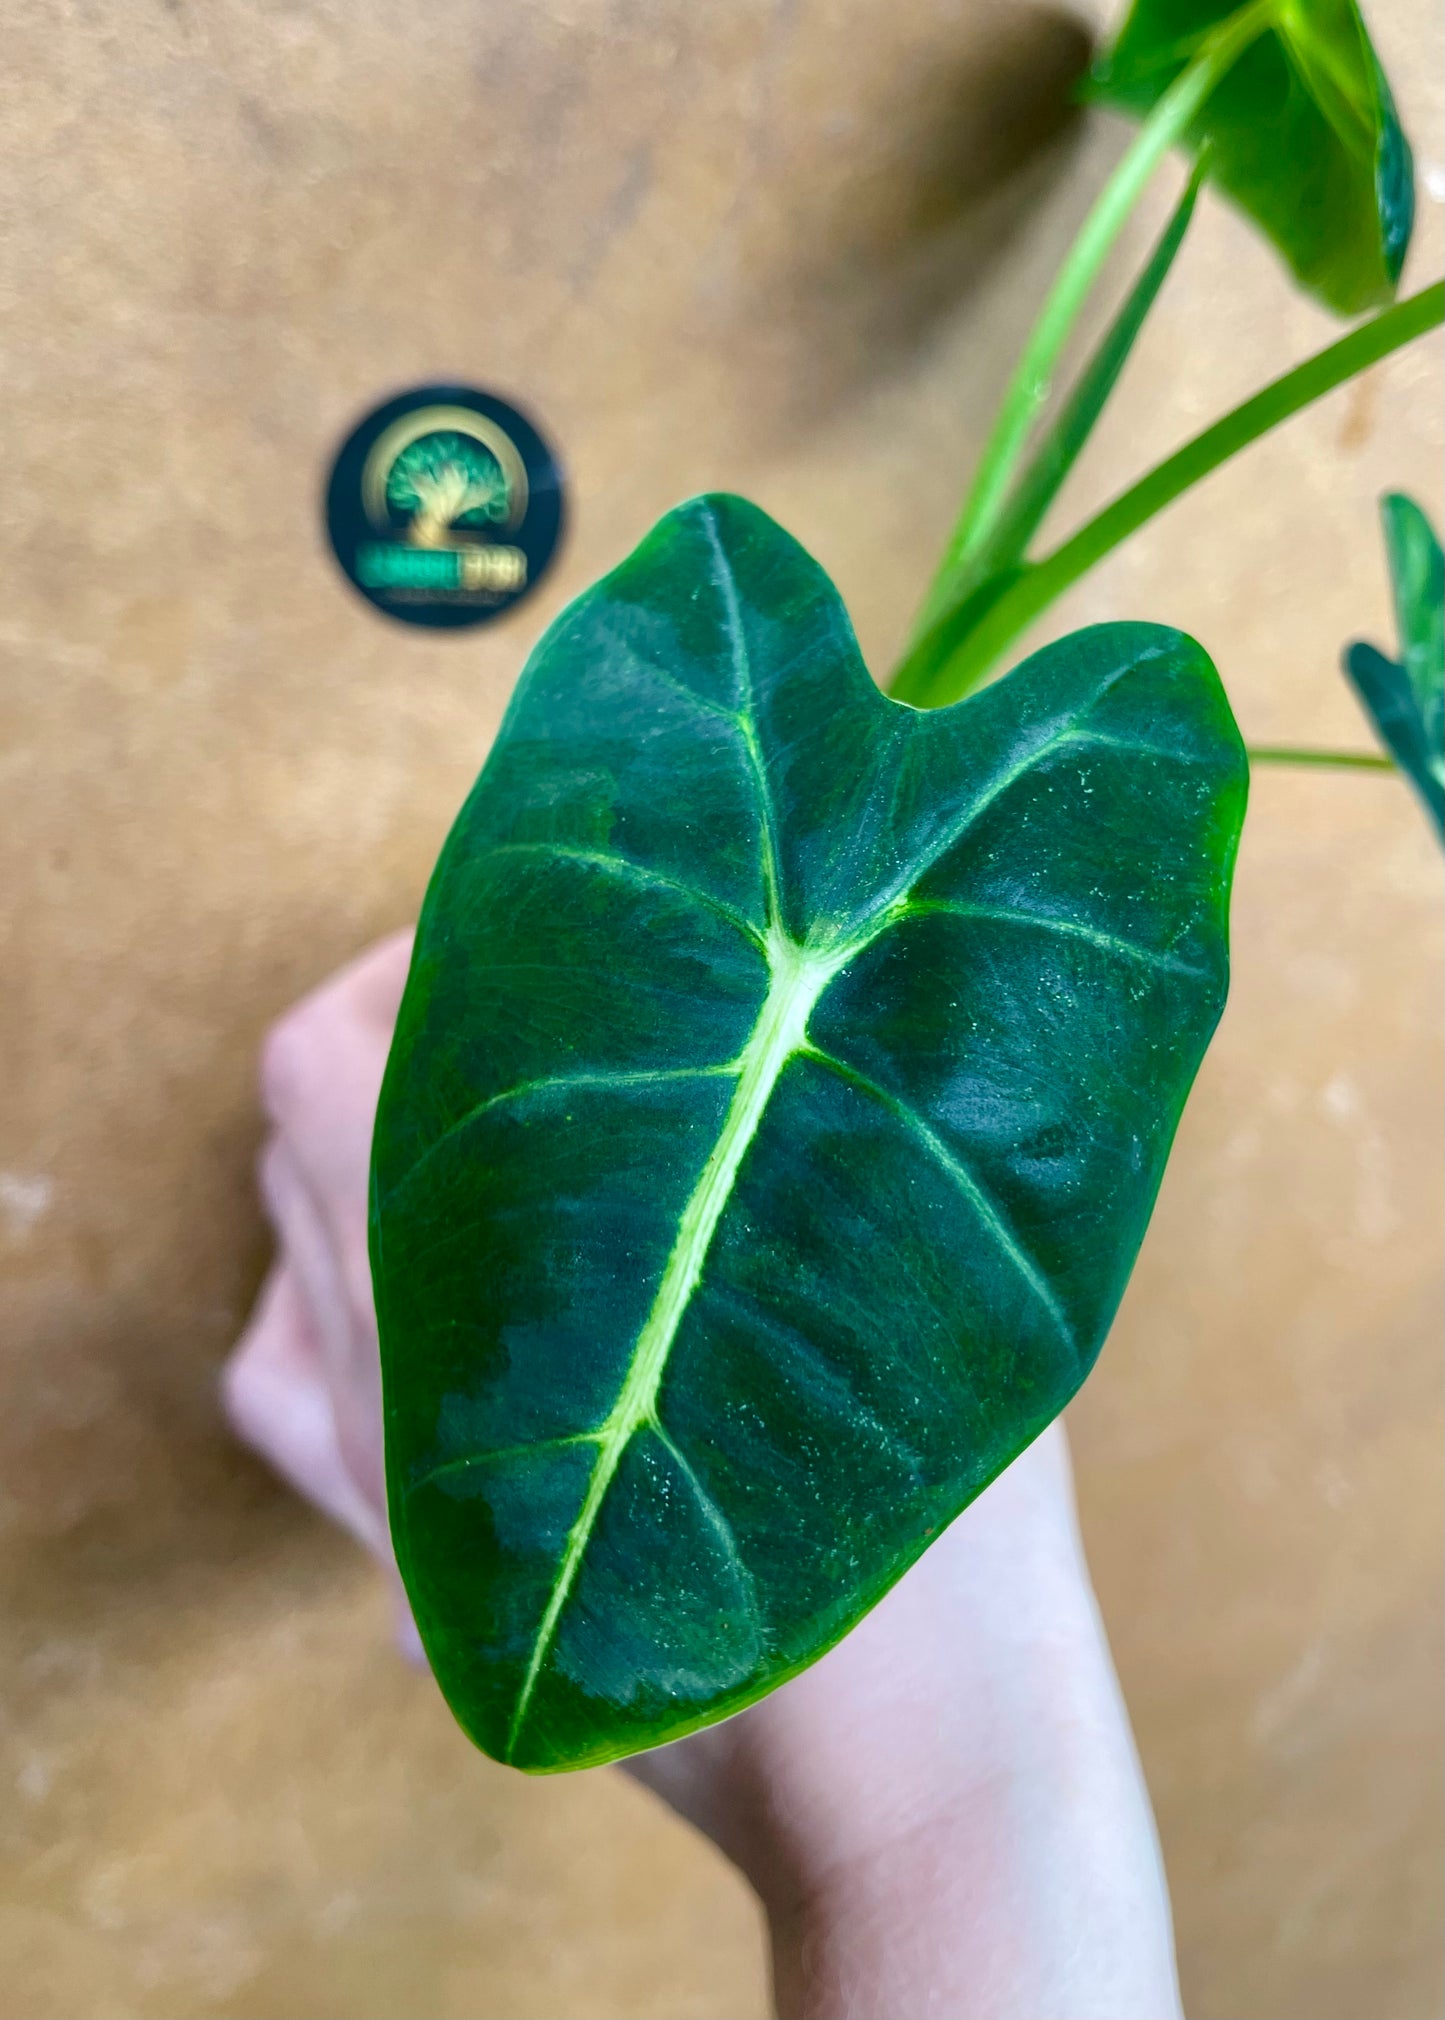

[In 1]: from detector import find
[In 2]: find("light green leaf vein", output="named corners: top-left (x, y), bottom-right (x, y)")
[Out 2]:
top-left (482, 841), bottom-right (766, 949)
top-left (503, 929), bottom-right (847, 1759)
top-left (633, 651), bottom-right (748, 728)
top-left (804, 1046), bottom-right (1075, 1359)
top-left (701, 501), bottom-right (785, 924)
top-left (388, 1065), bottom-right (738, 1206)
top-left (651, 1417), bottom-right (763, 1636)
top-left (1063, 728), bottom-right (1212, 765)
top-left (865, 657), bottom-right (1156, 922)
top-left (902, 900), bottom-right (1203, 977)
top-left (413, 1430), bottom-right (604, 1497)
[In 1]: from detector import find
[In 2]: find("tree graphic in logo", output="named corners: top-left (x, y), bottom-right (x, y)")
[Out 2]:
top-left (385, 430), bottom-right (511, 548)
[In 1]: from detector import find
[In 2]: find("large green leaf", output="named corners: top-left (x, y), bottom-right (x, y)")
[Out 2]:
top-left (1345, 491), bottom-right (1444, 838)
top-left (1091, 0), bottom-right (1414, 316)
top-left (370, 494), bottom-right (1247, 1773)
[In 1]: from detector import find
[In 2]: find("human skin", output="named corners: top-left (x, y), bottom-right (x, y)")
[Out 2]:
top-left (224, 931), bottom-right (1185, 2020)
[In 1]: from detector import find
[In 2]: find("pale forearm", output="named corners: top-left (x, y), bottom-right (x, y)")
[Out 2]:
top-left (692, 1434), bottom-right (1185, 2020)
top-left (763, 1672), bottom-right (1184, 2020)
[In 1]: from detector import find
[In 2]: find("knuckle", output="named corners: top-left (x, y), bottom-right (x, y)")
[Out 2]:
top-left (258, 1004), bottom-right (318, 1119)
top-left (254, 1134), bottom-right (287, 1219)
top-left (219, 1344), bottom-right (265, 1442)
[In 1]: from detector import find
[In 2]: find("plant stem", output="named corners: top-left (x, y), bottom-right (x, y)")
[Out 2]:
top-left (892, 162), bottom-right (1205, 702)
top-left (904, 0), bottom-right (1275, 648)
top-left (1248, 745), bottom-right (1395, 771)
top-left (895, 280), bottom-right (1445, 706)
top-left (979, 161), bottom-right (1206, 576)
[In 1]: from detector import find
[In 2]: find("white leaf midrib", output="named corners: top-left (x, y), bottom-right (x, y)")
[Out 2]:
top-left (502, 925), bottom-right (849, 1759)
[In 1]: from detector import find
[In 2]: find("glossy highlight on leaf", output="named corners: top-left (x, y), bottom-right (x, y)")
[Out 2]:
top-left (1092, 0), bottom-right (1414, 316)
top-left (1345, 491), bottom-right (1444, 837)
top-left (370, 495), bottom-right (1248, 1772)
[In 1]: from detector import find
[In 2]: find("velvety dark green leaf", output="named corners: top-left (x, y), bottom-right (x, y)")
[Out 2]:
top-left (1092, 0), bottom-right (1414, 316)
top-left (1345, 491), bottom-right (1444, 837)
top-left (370, 494), bottom-right (1248, 1773)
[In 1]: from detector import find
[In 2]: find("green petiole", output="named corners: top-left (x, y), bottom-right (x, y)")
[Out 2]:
top-left (1247, 745), bottom-right (1396, 772)
top-left (902, 0), bottom-right (1276, 650)
top-left (892, 159), bottom-right (1207, 704)
top-left (893, 281), bottom-right (1444, 707)
top-left (971, 159), bottom-right (1207, 577)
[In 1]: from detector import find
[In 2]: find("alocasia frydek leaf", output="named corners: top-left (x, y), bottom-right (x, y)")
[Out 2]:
top-left (1345, 491), bottom-right (1444, 837)
top-left (370, 494), bottom-right (1248, 1772)
top-left (1092, 0), bottom-right (1414, 316)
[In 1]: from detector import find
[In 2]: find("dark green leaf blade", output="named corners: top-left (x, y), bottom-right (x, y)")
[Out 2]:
top-left (1091, 0), bottom-right (1414, 316)
top-left (370, 494), bottom-right (1248, 1773)
top-left (1344, 491), bottom-right (1445, 837)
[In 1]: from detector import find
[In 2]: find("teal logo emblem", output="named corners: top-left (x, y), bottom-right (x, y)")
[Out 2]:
top-left (326, 387), bottom-right (564, 628)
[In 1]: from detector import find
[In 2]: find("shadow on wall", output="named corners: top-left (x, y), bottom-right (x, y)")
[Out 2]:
top-left (722, 5), bottom-right (1095, 438)
top-left (0, 0), bottom-right (1099, 1709)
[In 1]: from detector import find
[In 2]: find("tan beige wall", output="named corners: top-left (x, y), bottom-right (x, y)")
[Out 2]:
top-left (1, 3), bottom-right (1440, 2015)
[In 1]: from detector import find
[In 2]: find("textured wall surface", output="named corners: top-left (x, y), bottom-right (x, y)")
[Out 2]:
top-left (1, 2), bottom-right (1440, 2016)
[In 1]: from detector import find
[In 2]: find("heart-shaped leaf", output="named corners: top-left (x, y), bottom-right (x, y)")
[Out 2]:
top-left (1345, 491), bottom-right (1444, 837)
top-left (1092, 0), bottom-right (1414, 316)
top-left (370, 495), bottom-right (1247, 1772)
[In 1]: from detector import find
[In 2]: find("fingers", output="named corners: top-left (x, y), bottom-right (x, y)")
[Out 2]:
top-left (224, 1261), bottom-right (429, 1666)
top-left (222, 1263), bottom-right (390, 1561)
top-left (224, 931), bottom-right (432, 1668)
top-left (343, 927), bottom-right (416, 1028)
top-left (237, 929), bottom-right (417, 1540)
top-left (389, 1572), bottom-right (429, 1669)
top-left (257, 1133), bottom-right (386, 1515)
top-left (258, 928), bottom-right (414, 1330)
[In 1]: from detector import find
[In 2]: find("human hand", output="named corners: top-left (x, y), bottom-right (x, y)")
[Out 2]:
top-left (223, 931), bottom-right (422, 1659)
top-left (225, 934), bottom-right (1183, 2020)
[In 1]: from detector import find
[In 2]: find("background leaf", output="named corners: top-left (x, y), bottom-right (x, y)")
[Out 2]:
top-left (1345, 491), bottom-right (1444, 836)
top-left (370, 495), bottom-right (1248, 1772)
top-left (1092, 0), bottom-right (1414, 316)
